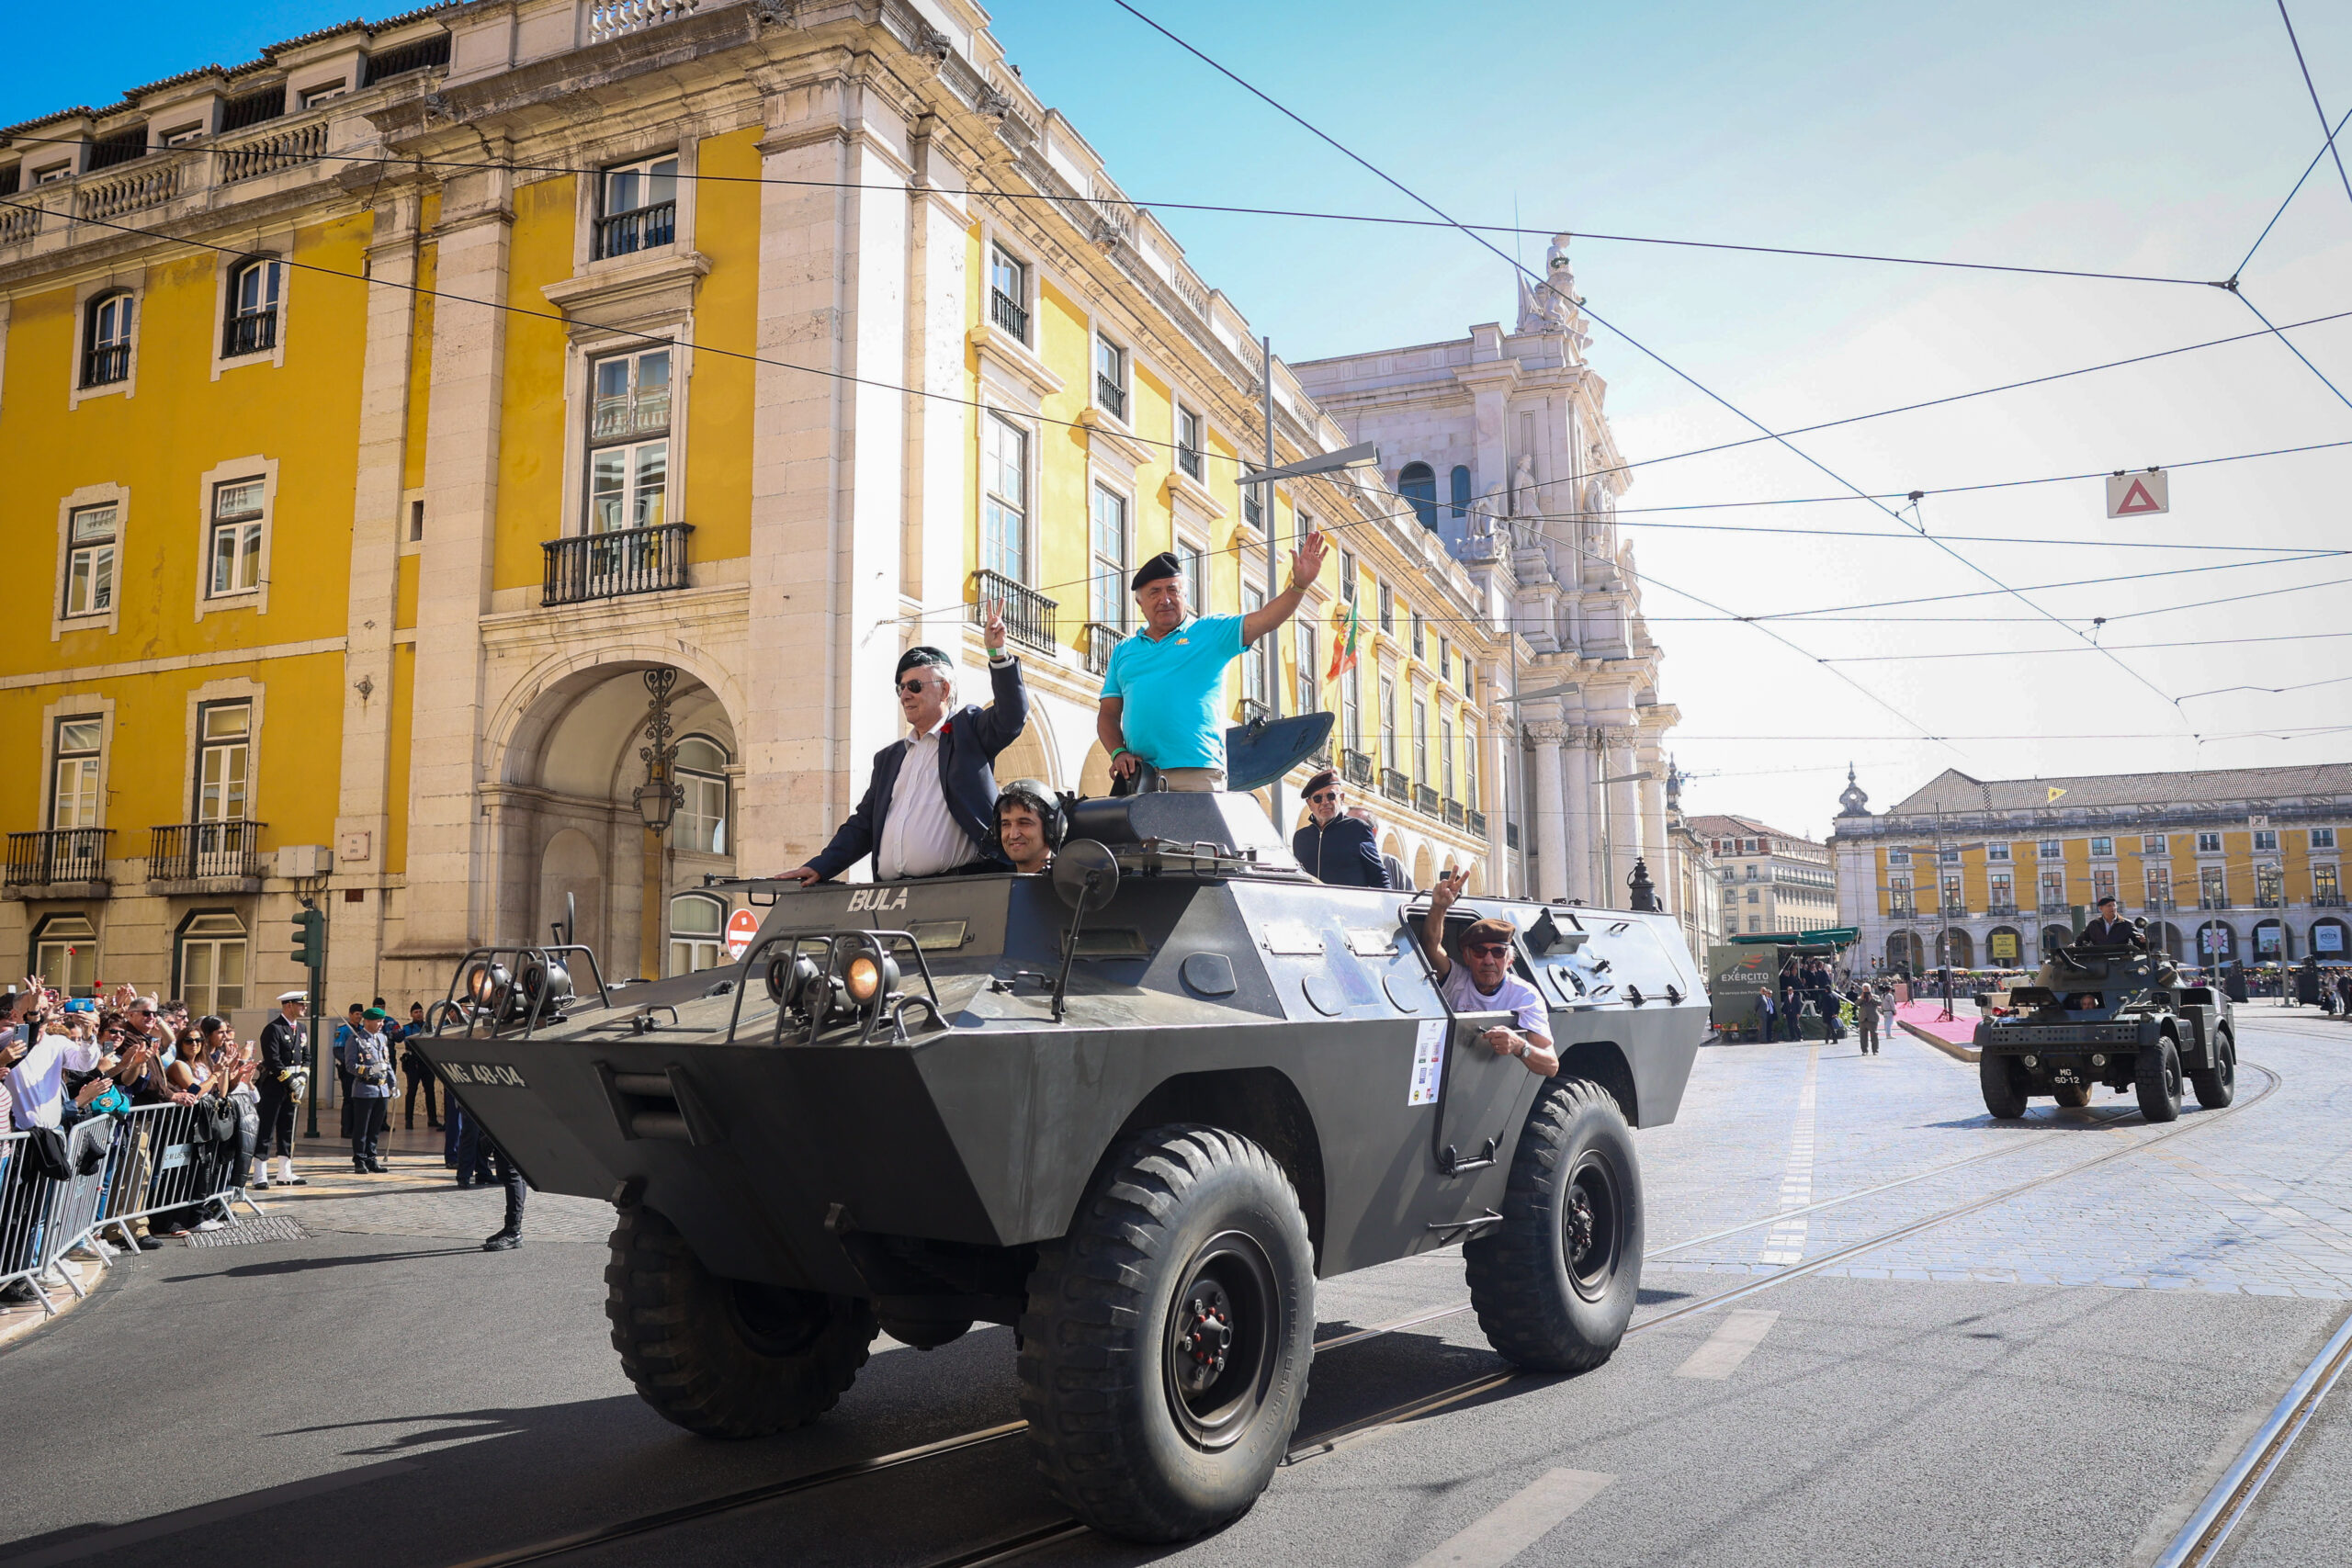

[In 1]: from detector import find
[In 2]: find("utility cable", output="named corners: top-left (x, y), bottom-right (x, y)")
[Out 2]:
top-left (2234, 102), bottom-right (2352, 277)
top-left (0, 130), bottom-right (2225, 288)
top-left (1745, 553), bottom-right (2347, 621)
top-left (1100, 0), bottom-right (2189, 720)
top-left (2276, 1), bottom-right (2352, 217)
top-left (1819, 629), bottom-right (2352, 661)
top-left (2231, 288), bottom-right (2352, 415)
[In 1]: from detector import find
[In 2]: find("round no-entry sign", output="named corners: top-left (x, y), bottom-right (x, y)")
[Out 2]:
top-left (725, 908), bottom-right (760, 959)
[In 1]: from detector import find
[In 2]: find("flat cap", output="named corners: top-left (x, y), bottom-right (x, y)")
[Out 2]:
top-left (1462, 917), bottom-right (1518, 949)
top-left (895, 646), bottom-right (953, 678)
top-left (1130, 551), bottom-right (1182, 592)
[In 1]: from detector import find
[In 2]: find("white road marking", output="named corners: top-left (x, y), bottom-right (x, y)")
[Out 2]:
top-left (1673, 1308), bottom-right (1781, 1380)
top-left (1758, 1046), bottom-right (1820, 1266)
top-left (1406, 1469), bottom-right (1616, 1568)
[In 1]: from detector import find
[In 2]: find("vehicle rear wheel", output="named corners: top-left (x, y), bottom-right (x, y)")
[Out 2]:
top-left (2052, 1083), bottom-right (2094, 1109)
top-left (604, 1205), bottom-right (876, 1437)
top-left (2135, 1034), bottom-right (2183, 1123)
top-left (2190, 1027), bottom-right (2236, 1110)
top-left (1980, 1052), bottom-right (2030, 1119)
top-left (1018, 1125), bottom-right (1314, 1543)
top-left (1464, 1077), bottom-right (1642, 1374)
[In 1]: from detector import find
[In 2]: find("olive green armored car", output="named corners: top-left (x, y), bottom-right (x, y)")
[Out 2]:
top-left (419, 791), bottom-right (1706, 1542)
top-left (1973, 939), bottom-right (2236, 1122)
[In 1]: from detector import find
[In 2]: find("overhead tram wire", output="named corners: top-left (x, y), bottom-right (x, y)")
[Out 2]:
top-left (0, 130), bottom-right (2226, 290)
top-left (1818, 628), bottom-right (2352, 660)
top-left (2235, 106), bottom-right (2352, 276)
top-left (1100, 0), bottom-right (2193, 724)
top-left (2275, 1), bottom-right (2352, 217)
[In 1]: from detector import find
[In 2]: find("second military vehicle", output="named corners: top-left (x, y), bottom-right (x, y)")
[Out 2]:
top-left (419, 791), bottom-right (1706, 1541)
top-left (1973, 934), bottom-right (2236, 1122)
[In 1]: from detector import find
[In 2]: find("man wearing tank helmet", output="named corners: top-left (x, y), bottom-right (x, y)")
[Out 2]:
top-left (992, 778), bottom-right (1063, 875)
top-left (786, 601), bottom-right (1029, 885)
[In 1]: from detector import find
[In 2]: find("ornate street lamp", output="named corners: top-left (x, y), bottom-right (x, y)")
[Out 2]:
top-left (633, 668), bottom-right (684, 833)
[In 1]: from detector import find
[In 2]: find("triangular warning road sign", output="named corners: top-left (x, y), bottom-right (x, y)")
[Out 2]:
top-left (2115, 479), bottom-right (2161, 514)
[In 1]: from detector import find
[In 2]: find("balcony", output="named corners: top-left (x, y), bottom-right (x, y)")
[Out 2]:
top-left (1082, 622), bottom-right (1125, 677)
top-left (596, 200), bottom-right (676, 260)
top-left (1096, 375), bottom-right (1127, 420)
top-left (2143, 897), bottom-right (2177, 913)
top-left (1381, 767), bottom-right (1409, 806)
top-left (81, 344), bottom-right (130, 388)
top-left (1238, 698), bottom-right (1272, 727)
top-left (223, 308), bottom-right (277, 357)
top-left (1984, 903), bottom-right (2018, 918)
top-left (1941, 900), bottom-right (1968, 919)
top-left (542, 523), bottom-right (693, 606)
top-left (1506, 821), bottom-right (1521, 850)
top-left (4, 829), bottom-right (113, 898)
top-left (148, 820), bottom-right (266, 892)
top-left (1415, 784), bottom-right (1440, 818)
top-left (967, 570), bottom-right (1057, 656)
top-left (1467, 808), bottom-right (1487, 839)
top-left (2199, 896), bottom-right (2231, 911)
top-left (1342, 749), bottom-right (1374, 786)
top-left (2039, 898), bottom-right (2073, 914)
top-left (2316, 892), bottom-right (2346, 908)
top-left (1443, 798), bottom-right (1465, 828)
top-left (989, 288), bottom-right (1029, 343)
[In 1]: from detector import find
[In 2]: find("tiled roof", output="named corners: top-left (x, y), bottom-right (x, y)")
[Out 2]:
top-left (1687, 813), bottom-right (1818, 845)
top-left (1884, 764), bottom-right (2352, 817)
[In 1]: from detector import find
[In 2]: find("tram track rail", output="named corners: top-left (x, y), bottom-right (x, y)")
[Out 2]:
top-left (447, 1062), bottom-right (2282, 1568)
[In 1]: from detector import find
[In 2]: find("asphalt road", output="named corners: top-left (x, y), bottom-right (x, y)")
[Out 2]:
top-left (5, 1013), bottom-right (2349, 1568)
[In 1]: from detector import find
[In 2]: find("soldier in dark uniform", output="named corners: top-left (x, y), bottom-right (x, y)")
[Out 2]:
top-left (2081, 897), bottom-right (2144, 949)
top-left (254, 991), bottom-right (310, 1190)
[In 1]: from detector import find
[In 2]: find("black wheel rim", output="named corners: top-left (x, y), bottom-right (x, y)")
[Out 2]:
top-left (1163, 1230), bottom-right (1278, 1451)
top-left (2164, 1044), bottom-right (2181, 1100)
top-left (1563, 1149), bottom-right (1623, 1303)
top-left (2221, 1040), bottom-right (2236, 1090)
top-left (725, 1279), bottom-right (831, 1358)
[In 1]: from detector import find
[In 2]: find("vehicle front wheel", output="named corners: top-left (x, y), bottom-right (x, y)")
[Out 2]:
top-left (2052, 1083), bottom-right (2094, 1109)
top-left (1018, 1125), bottom-right (1315, 1543)
top-left (2190, 1027), bottom-right (2236, 1110)
top-left (605, 1205), bottom-right (876, 1437)
top-left (1980, 1052), bottom-right (2030, 1119)
top-left (2135, 1034), bottom-right (2183, 1123)
top-left (1464, 1077), bottom-right (1643, 1374)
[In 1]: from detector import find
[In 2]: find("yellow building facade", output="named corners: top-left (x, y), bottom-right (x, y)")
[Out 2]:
top-left (1, 1), bottom-right (1530, 1028)
top-left (1829, 765), bottom-right (2352, 973)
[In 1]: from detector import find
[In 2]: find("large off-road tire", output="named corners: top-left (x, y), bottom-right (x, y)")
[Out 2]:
top-left (2052, 1083), bottom-right (2094, 1109)
top-left (2135, 1034), bottom-right (2183, 1124)
top-left (605, 1205), bottom-right (876, 1437)
top-left (1017, 1126), bottom-right (1315, 1543)
top-left (1980, 1052), bottom-right (2030, 1120)
top-left (1464, 1077), bottom-right (1643, 1374)
top-left (2190, 1026), bottom-right (2236, 1110)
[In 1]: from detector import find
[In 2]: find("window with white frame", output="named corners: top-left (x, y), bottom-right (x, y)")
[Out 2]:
top-left (207, 479), bottom-right (265, 597)
top-left (673, 735), bottom-right (730, 856)
top-left (32, 914), bottom-right (98, 998)
top-left (63, 503), bottom-right (117, 617)
top-left (2198, 830), bottom-right (2222, 853)
top-left (2039, 839), bottom-right (2062, 857)
top-left (1463, 722), bottom-right (1478, 810)
top-left (51, 716), bottom-right (102, 830)
top-left (1986, 842), bottom-right (2009, 861)
top-left (598, 153), bottom-right (678, 259)
top-left (669, 893), bottom-right (727, 976)
top-left (1240, 582), bottom-right (1269, 705)
top-left (1094, 334), bottom-right (1127, 419)
top-left (223, 256), bottom-right (281, 357)
top-left (1380, 676), bottom-right (1396, 764)
top-left (2312, 827), bottom-right (2337, 850)
top-left (1089, 484), bottom-right (1128, 629)
top-left (1176, 405), bottom-right (1204, 480)
top-left (1239, 466), bottom-right (1263, 532)
top-left (176, 911), bottom-right (247, 1015)
top-left (33, 163), bottom-right (71, 185)
top-left (1342, 663), bottom-right (1362, 750)
top-left (2143, 835), bottom-right (2166, 854)
top-left (2253, 829), bottom-right (2278, 852)
top-left (162, 122), bottom-right (206, 147)
top-left (195, 701), bottom-right (251, 823)
top-left (1413, 697), bottom-right (1429, 783)
top-left (298, 81), bottom-right (348, 108)
top-left (1179, 539), bottom-right (1207, 613)
top-left (988, 244), bottom-right (1030, 342)
top-left (588, 346), bottom-right (671, 534)
top-left (82, 291), bottom-right (134, 388)
top-left (981, 414), bottom-right (1028, 582)
top-left (1296, 620), bottom-right (1318, 714)
top-left (1440, 710), bottom-right (1454, 800)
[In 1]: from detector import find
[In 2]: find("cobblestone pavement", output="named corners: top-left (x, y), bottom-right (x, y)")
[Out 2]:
top-left (1645, 1012), bottom-right (2352, 1300)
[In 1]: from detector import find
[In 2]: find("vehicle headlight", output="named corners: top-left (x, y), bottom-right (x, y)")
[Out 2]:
top-left (2090, 1054), bottom-right (2106, 1067)
top-left (2023, 1055), bottom-right (2039, 1067)
top-left (767, 953), bottom-right (820, 1007)
top-left (845, 952), bottom-right (898, 1005)
top-left (466, 962), bottom-right (511, 1010)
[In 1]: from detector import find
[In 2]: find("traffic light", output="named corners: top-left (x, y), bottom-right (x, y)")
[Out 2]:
top-left (290, 904), bottom-right (324, 970)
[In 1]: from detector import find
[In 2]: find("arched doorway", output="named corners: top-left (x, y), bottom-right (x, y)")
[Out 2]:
top-left (1411, 842), bottom-right (1436, 891)
top-left (2195, 919), bottom-right (2236, 965)
top-left (2253, 918), bottom-right (2289, 963)
top-left (2149, 920), bottom-right (2184, 960)
top-left (2311, 917), bottom-right (2348, 964)
top-left (1885, 931), bottom-right (1922, 973)
top-left (1936, 929), bottom-right (1973, 969)
top-left (2041, 924), bottom-right (2073, 959)
top-left (1984, 925), bottom-right (2023, 972)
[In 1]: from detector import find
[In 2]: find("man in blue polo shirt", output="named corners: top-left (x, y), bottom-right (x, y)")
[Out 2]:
top-left (1096, 529), bottom-right (1329, 791)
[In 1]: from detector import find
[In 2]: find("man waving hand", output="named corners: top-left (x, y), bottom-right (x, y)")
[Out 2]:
top-left (1097, 528), bottom-right (1328, 792)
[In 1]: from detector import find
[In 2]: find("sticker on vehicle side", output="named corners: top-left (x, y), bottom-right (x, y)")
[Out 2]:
top-left (441, 1062), bottom-right (528, 1089)
top-left (1408, 1019), bottom-right (1445, 1107)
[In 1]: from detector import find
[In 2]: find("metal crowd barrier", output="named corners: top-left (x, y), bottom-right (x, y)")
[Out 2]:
top-left (0, 1100), bottom-right (262, 1316)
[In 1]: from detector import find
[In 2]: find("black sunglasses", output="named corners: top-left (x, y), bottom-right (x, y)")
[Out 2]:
top-left (897, 676), bottom-right (934, 695)
top-left (1309, 790), bottom-right (1339, 803)
top-left (1464, 942), bottom-right (1511, 958)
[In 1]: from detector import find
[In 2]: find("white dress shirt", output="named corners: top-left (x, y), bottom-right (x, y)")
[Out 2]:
top-left (876, 717), bottom-right (974, 880)
top-left (7, 1030), bottom-right (104, 1131)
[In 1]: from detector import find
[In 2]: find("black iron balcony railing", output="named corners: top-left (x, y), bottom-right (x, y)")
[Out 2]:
top-left (1178, 444), bottom-right (1204, 480)
top-left (989, 288), bottom-right (1029, 342)
top-left (2039, 897), bottom-right (2073, 913)
top-left (1096, 374), bottom-right (1126, 419)
top-left (596, 199), bottom-right (676, 260)
top-left (1443, 798), bottom-right (1465, 828)
top-left (223, 308), bottom-right (277, 357)
top-left (970, 570), bottom-right (1057, 656)
top-left (1082, 621), bottom-right (1125, 677)
top-left (2199, 895), bottom-right (2231, 911)
top-left (1342, 749), bottom-right (1374, 786)
top-left (5, 828), bottom-right (112, 887)
top-left (1984, 902), bottom-right (2018, 917)
top-left (543, 523), bottom-right (693, 606)
top-left (1415, 784), bottom-right (1440, 818)
top-left (1466, 807), bottom-right (1487, 839)
top-left (1890, 901), bottom-right (1916, 919)
top-left (1238, 697), bottom-right (1272, 726)
top-left (1941, 899), bottom-right (1968, 918)
top-left (82, 344), bottom-right (130, 387)
top-left (150, 820), bottom-right (264, 883)
top-left (2143, 897), bottom-right (2177, 913)
top-left (1380, 767), bottom-right (1409, 805)
top-left (2315, 891), bottom-right (2346, 908)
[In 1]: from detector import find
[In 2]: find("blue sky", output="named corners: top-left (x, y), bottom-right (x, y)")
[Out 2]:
top-left (12, 2), bottom-right (2352, 835)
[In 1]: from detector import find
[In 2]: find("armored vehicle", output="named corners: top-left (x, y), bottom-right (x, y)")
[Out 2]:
top-left (419, 792), bottom-right (1705, 1541)
top-left (1973, 939), bottom-right (2236, 1122)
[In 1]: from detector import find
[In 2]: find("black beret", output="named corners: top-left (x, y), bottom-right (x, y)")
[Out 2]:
top-left (1303, 768), bottom-right (1339, 796)
top-left (1130, 551), bottom-right (1182, 592)
top-left (895, 646), bottom-right (953, 678)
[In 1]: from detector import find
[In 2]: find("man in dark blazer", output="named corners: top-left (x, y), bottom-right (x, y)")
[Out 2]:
top-left (787, 603), bottom-right (1029, 884)
top-left (2081, 897), bottom-right (2145, 949)
top-left (1292, 768), bottom-right (1386, 886)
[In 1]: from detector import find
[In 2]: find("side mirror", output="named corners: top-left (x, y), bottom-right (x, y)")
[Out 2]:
top-left (1051, 840), bottom-right (1121, 914)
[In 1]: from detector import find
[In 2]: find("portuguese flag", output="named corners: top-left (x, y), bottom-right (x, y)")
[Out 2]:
top-left (1328, 598), bottom-right (1361, 681)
